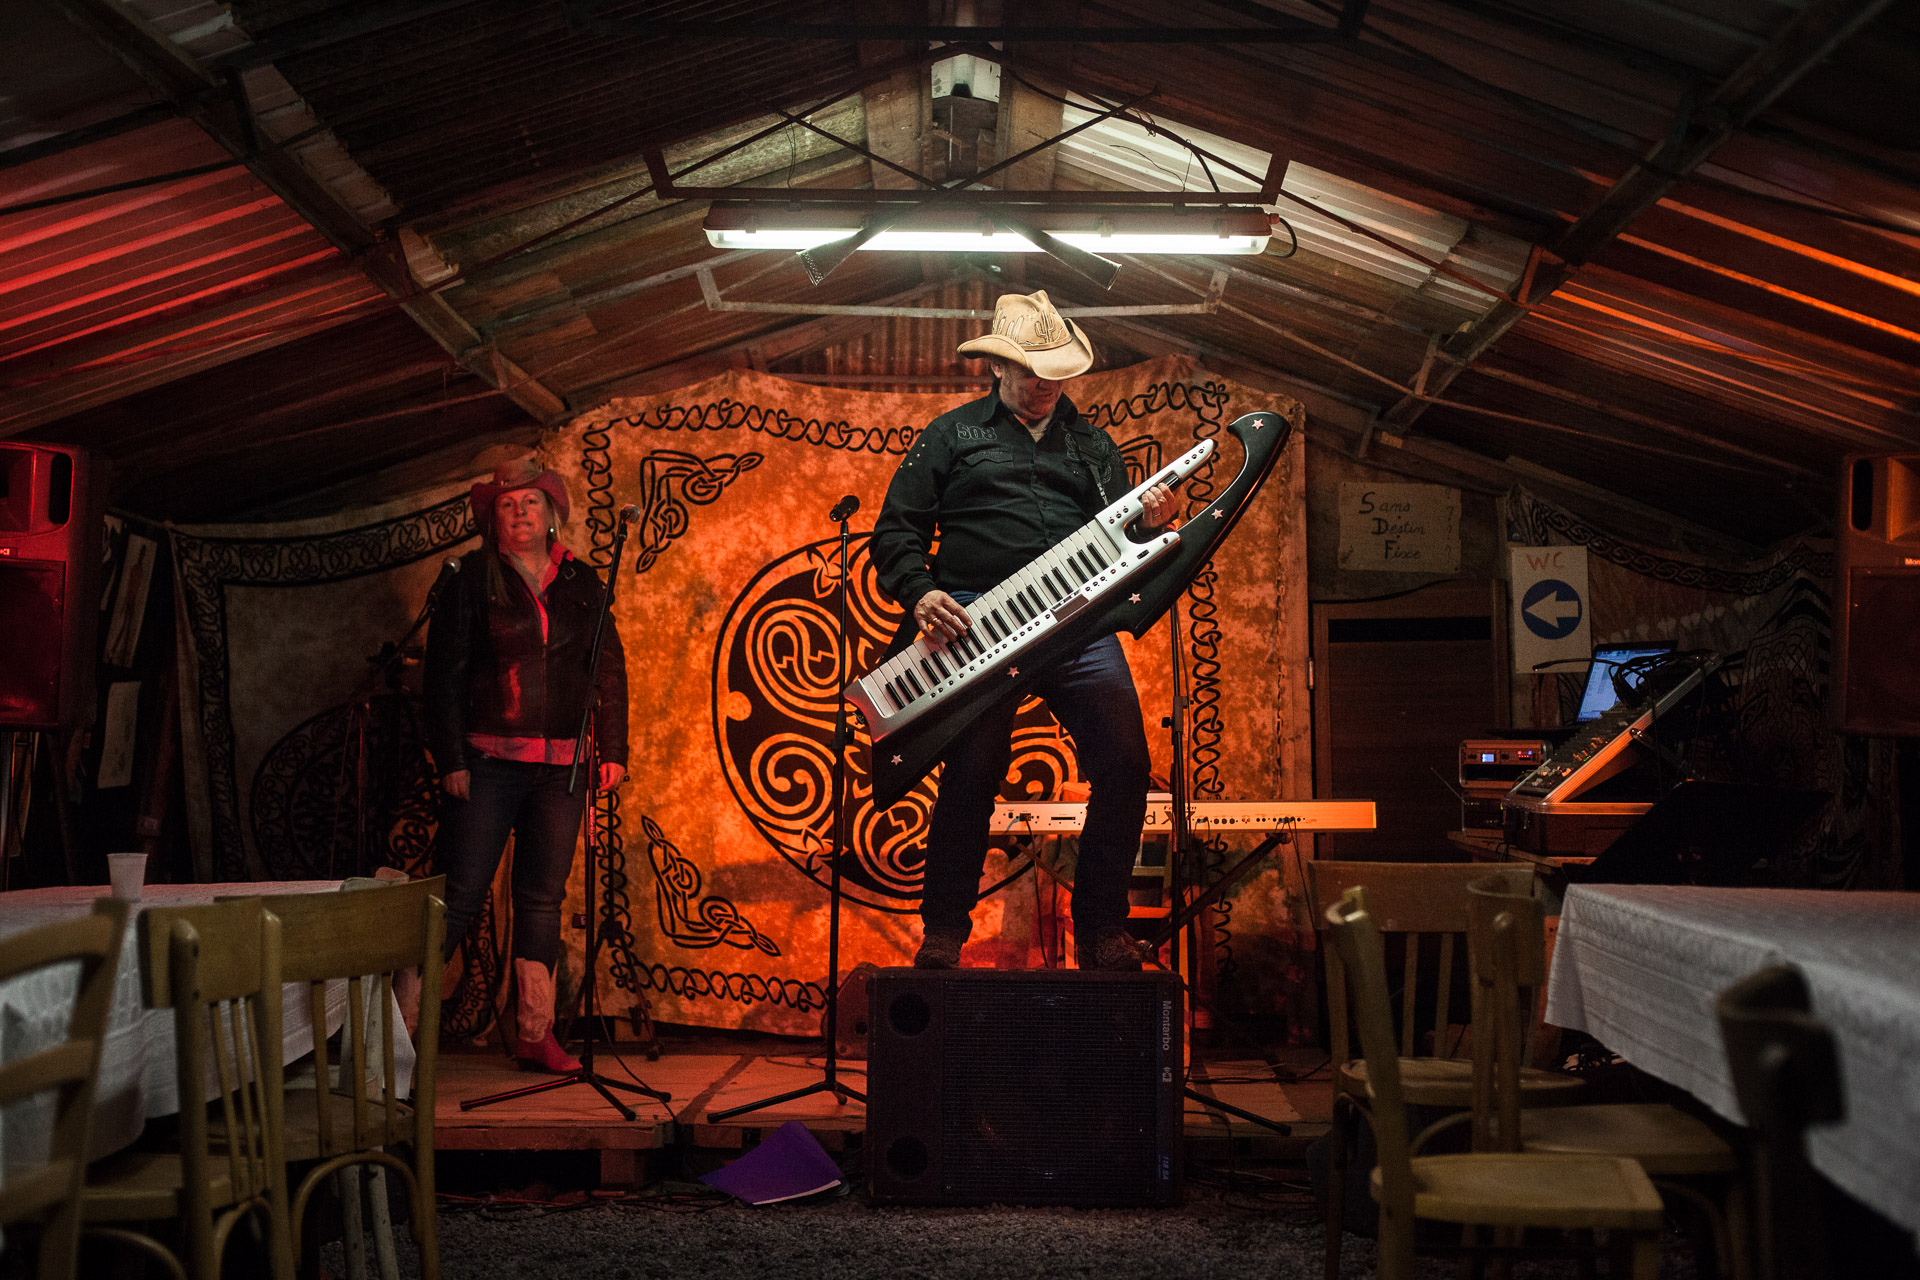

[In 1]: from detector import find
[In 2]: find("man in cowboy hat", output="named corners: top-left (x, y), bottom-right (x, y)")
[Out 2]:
top-left (869, 290), bottom-right (1178, 971)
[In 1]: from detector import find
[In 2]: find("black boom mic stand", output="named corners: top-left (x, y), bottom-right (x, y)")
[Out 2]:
top-left (1146, 596), bottom-right (1290, 1136)
top-left (709, 494), bottom-right (868, 1121)
top-left (462, 504), bottom-right (671, 1120)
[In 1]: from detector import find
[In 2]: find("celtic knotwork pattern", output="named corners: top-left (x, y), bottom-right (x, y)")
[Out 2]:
top-left (634, 451), bottom-right (763, 574)
top-left (714, 536), bottom-right (1075, 910)
top-left (641, 814), bottom-right (779, 953)
top-left (1507, 486), bottom-right (1834, 595)
top-left (250, 694), bottom-right (438, 881)
top-left (1144, 379), bottom-right (1236, 982)
top-left (1083, 379), bottom-right (1232, 435)
top-left (578, 419), bottom-right (646, 997)
top-left (442, 886), bottom-right (507, 1042)
top-left (636, 965), bottom-right (826, 1012)
top-left (613, 398), bottom-right (918, 455)
top-left (172, 495), bottom-right (476, 879)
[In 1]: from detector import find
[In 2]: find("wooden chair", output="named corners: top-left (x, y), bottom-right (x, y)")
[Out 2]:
top-left (1324, 885), bottom-right (1665, 1279)
top-left (1715, 965), bottom-right (1843, 1280)
top-left (262, 876), bottom-right (445, 1280)
top-left (1465, 874), bottom-right (1747, 1278)
top-left (0, 898), bottom-right (129, 1280)
top-left (82, 896), bottom-right (295, 1280)
top-left (1307, 861), bottom-right (1583, 1278)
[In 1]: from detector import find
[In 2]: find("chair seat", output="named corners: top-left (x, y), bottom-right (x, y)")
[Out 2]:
top-left (279, 1087), bottom-right (416, 1163)
top-left (1340, 1057), bottom-right (1587, 1106)
top-left (1521, 1103), bottom-right (1738, 1177)
top-left (1375, 1153), bottom-right (1666, 1230)
top-left (82, 1149), bottom-right (242, 1222)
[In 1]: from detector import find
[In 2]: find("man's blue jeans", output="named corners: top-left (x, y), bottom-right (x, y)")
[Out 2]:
top-left (435, 756), bottom-right (586, 965)
top-left (919, 625), bottom-right (1151, 940)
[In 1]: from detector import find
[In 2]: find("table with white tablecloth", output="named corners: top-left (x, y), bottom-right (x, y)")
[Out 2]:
top-left (1544, 884), bottom-right (1920, 1239)
top-left (0, 881), bottom-right (417, 1181)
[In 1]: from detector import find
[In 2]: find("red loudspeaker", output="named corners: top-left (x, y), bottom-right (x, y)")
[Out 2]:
top-left (0, 444), bottom-right (102, 729)
top-left (1834, 454), bottom-right (1920, 737)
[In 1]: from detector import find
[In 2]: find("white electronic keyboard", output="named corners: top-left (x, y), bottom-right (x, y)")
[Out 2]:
top-left (846, 437), bottom-right (1217, 739)
top-left (989, 799), bottom-right (1377, 835)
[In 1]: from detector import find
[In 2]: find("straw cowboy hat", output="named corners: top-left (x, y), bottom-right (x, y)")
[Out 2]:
top-left (469, 456), bottom-right (571, 532)
top-left (956, 290), bottom-right (1096, 381)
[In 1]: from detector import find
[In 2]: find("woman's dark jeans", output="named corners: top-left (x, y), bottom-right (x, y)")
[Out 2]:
top-left (434, 756), bottom-right (586, 966)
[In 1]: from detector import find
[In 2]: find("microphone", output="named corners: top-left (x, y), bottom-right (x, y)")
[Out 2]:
top-left (828, 494), bottom-right (860, 522)
top-left (617, 504), bottom-right (641, 525)
top-left (425, 555), bottom-right (461, 608)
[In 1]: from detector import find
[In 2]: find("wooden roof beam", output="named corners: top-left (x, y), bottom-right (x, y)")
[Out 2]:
top-left (1379, 0), bottom-right (1896, 432)
top-left (571, 19), bottom-right (1339, 44)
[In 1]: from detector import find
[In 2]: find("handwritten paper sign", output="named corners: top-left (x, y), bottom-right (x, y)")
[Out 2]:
top-left (1337, 483), bottom-right (1461, 573)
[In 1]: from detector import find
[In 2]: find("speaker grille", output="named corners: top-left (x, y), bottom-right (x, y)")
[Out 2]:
top-left (1845, 568), bottom-right (1920, 735)
top-left (0, 563), bottom-right (66, 725)
top-left (936, 976), bottom-right (1163, 1202)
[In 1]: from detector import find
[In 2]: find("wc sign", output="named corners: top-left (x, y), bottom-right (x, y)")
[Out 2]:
top-left (1509, 546), bottom-right (1591, 676)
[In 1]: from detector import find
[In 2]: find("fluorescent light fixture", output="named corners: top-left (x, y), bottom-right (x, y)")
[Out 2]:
top-left (703, 203), bottom-right (1273, 255)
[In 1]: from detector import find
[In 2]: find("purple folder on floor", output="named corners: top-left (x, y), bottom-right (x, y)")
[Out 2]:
top-left (699, 1120), bottom-right (843, 1205)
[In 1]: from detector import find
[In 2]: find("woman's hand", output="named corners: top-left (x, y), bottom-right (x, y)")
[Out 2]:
top-left (1141, 482), bottom-right (1178, 530)
top-left (913, 590), bottom-right (973, 650)
top-left (600, 762), bottom-right (627, 791)
top-left (442, 770), bottom-right (471, 801)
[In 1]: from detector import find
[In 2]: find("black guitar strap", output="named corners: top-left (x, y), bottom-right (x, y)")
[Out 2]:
top-left (1061, 427), bottom-right (1112, 507)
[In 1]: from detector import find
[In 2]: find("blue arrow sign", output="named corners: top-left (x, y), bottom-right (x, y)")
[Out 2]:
top-left (1521, 579), bottom-right (1583, 640)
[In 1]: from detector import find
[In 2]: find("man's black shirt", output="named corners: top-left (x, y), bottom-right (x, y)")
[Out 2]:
top-left (869, 389), bottom-right (1130, 613)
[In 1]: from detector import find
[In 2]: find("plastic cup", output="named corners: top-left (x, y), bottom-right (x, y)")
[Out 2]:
top-left (107, 852), bottom-right (148, 901)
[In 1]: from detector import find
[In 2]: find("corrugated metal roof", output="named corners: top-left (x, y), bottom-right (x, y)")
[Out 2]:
top-left (7, 0), bottom-right (1917, 538)
top-left (0, 116), bottom-right (385, 435)
top-left (235, 0), bottom-right (865, 217)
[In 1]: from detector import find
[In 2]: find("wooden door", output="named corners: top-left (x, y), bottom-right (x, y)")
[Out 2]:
top-left (1312, 581), bottom-right (1508, 860)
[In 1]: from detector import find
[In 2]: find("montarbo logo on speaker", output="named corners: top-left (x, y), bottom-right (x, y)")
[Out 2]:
top-left (1160, 998), bottom-right (1172, 1051)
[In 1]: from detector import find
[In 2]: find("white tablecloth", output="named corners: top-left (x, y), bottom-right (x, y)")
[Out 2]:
top-left (0, 881), bottom-right (416, 1181)
top-left (1545, 884), bottom-right (1920, 1238)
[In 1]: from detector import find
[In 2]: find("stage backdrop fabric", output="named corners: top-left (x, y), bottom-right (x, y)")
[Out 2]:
top-left (544, 356), bottom-right (1308, 1034)
top-left (167, 356), bottom-right (1309, 1038)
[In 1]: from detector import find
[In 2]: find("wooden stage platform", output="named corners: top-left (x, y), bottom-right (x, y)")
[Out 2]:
top-left (434, 1044), bottom-right (1332, 1186)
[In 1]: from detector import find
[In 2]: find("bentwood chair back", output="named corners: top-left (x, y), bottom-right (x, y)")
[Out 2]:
top-left (0, 898), bottom-right (128, 1280)
top-left (1716, 965), bottom-right (1843, 1280)
top-left (1306, 862), bottom-right (1574, 1279)
top-left (1325, 886), bottom-right (1665, 1280)
top-left (254, 875), bottom-right (446, 1280)
top-left (82, 897), bottom-right (294, 1280)
top-left (1308, 863), bottom-right (1538, 1078)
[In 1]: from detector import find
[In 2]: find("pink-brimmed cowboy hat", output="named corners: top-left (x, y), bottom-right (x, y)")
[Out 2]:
top-left (469, 457), bottom-right (570, 532)
top-left (956, 289), bottom-right (1096, 381)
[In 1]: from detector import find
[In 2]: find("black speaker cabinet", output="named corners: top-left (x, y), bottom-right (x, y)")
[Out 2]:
top-left (1835, 454), bottom-right (1920, 737)
top-left (866, 968), bottom-right (1183, 1206)
top-left (0, 444), bottom-right (101, 729)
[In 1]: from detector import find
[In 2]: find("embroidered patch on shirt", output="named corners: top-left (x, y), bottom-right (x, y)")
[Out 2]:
top-left (955, 423), bottom-right (997, 443)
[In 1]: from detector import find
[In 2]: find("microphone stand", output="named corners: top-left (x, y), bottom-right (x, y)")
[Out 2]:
top-left (709, 496), bottom-right (867, 1121)
top-left (1148, 596), bottom-right (1291, 1136)
top-left (461, 510), bottom-right (671, 1120)
top-left (325, 557), bottom-right (467, 880)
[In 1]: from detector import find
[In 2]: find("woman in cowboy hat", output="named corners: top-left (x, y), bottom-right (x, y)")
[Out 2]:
top-left (423, 456), bottom-right (630, 1073)
top-left (868, 290), bottom-right (1179, 972)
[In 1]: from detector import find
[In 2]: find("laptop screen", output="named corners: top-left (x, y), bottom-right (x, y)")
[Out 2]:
top-left (1575, 643), bottom-right (1673, 722)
